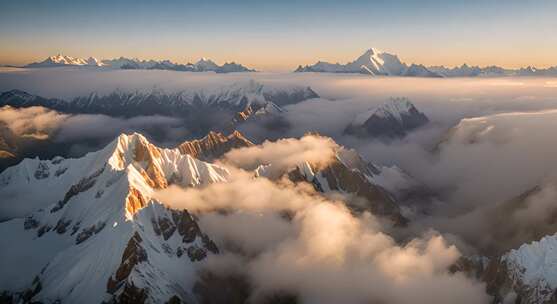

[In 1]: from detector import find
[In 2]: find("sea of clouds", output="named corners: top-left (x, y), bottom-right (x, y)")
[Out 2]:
top-left (2, 67), bottom-right (557, 302)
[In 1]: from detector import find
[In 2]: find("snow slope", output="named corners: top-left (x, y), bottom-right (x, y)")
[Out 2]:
top-left (345, 97), bottom-right (429, 138)
top-left (502, 234), bottom-right (557, 303)
top-left (0, 133), bottom-right (228, 303)
top-left (0, 131), bottom-right (428, 302)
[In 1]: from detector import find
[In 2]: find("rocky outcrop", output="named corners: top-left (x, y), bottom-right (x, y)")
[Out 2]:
top-left (107, 232), bottom-right (148, 294)
top-left (133, 137), bottom-right (168, 189)
top-left (125, 187), bottom-right (148, 216)
top-left (50, 166), bottom-right (105, 213)
top-left (289, 155), bottom-right (407, 226)
top-left (318, 160), bottom-right (406, 225)
top-left (75, 222), bottom-right (106, 244)
top-left (177, 131), bottom-right (253, 161)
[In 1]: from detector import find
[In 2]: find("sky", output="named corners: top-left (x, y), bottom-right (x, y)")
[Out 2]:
top-left (0, 0), bottom-right (556, 71)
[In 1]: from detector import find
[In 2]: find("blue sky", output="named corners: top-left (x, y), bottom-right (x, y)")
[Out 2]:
top-left (1, 0), bottom-right (556, 70)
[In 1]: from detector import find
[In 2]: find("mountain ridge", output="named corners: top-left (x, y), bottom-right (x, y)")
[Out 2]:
top-left (0, 82), bottom-right (318, 117)
top-left (25, 54), bottom-right (255, 73)
top-left (0, 130), bottom-right (421, 303)
top-left (295, 48), bottom-right (557, 77)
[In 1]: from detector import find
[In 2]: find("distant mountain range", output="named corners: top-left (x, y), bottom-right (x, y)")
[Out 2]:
top-left (18, 50), bottom-right (557, 76)
top-left (0, 81), bottom-right (317, 118)
top-left (24, 54), bottom-right (255, 73)
top-left (0, 81), bottom-right (319, 170)
top-left (295, 48), bottom-right (557, 77)
top-left (429, 64), bottom-right (557, 77)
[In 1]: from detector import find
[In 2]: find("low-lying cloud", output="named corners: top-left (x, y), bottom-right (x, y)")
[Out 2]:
top-left (154, 135), bottom-right (490, 304)
top-left (3, 68), bottom-right (557, 272)
top-left (157, 173), bottom-right (490, 304)
top-left (222, 135), bottom-right (338, 177)
top-left (0, 105), bottom-right (189, 159)
top-left (0, 106), bottom-right (68, 138)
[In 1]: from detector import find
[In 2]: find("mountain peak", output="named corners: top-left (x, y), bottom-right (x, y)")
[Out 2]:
top-left (296, 48), bottom-right (408, 76)
top-left (363, 47), bottom-right (381, 55)
top-left (375, 97), bottom-right (416, 121)
top-left (105, 132), bottom-right (158, 172)
top-left (345, 97), bottom-right (429, 138)
top-left (195, 57), bottom-right (219, 69)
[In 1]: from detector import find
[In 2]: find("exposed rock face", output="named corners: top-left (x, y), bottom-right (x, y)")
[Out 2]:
top-left (107, 232), bottom-right (148, 295)
top-left (125, 187), bottom-right (148, 216)
top-left (106, 206), bottom-right (219, 304)
top-left (287, 149), bottom-right (408, 226)
top-left (233, 105), bottom-right (255, 124)
top-left (498, 235), bottom-right (557, 304)
top-left (75, 222), bottom-right (106, 244)
top-left (133, 136), bottom-right (168, 189)
top-left (50, 166), bottom-right (105, 213)
top-left (177, 130), bottom-right (254, 161)
top-left (344, 97), bottom-right (429, 139)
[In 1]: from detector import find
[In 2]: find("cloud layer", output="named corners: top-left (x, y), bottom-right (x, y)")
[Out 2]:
top-left (155, 135), bottom-right (490, 304)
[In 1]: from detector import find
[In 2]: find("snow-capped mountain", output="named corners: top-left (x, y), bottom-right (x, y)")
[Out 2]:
top-left (193, 58), bottom-right (219, 71)
top-left (501, 234), bottom-right (557, 303)
top-left (344, 97), bottom-right (429, 139)
top-left (285, 148), bottom-right (410, 225)
top-left (0, 81), bottom-right (318, 118)
top-left (254, 137), bottom-right (434, 225)
top-left (294, 48), bottom-right (557, 77)
top-left (24, 55), bottom-right (255, 73)
top-left (0, 133), bottom-right (229, 303)
top-left (0, 130), bottom-right (425, 303)
top-left (25, 55), bottom-right (105, 68)
top-left (448, 180), bottom-right (557, 304)
top-left (295, 48), bottom-right (440, 77)
top-left (456, 233), bottom-right (557, 304)
top-left (113, 57), bottom-right (255, 73)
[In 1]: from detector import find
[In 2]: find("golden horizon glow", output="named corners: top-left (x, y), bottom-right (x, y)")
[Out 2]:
top-left (2, 1), bottom-right (557, 72)
top-left (2, 46), bottom-right (557, 73)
